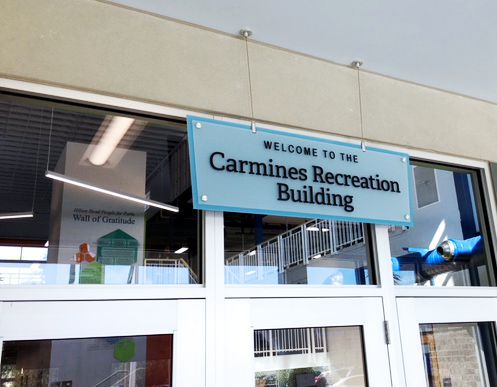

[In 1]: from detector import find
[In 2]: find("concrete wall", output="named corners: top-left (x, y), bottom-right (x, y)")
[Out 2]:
top-left (2, 0), bottom-right (497, 161)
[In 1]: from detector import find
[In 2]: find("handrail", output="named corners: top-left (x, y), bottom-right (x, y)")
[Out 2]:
top-left (94, 369), bottom-right (128, 387)
top-left (226, 218), bottom-right (364, 274)
top-left (110, 367), bottom-right (146, 387)
top-left (254, 327), bottom-right (327, 357)
top-left (144, 257), bottom-right (198, 284)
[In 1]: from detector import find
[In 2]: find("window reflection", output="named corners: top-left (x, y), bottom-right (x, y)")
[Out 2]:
top-left (254, 326), bottom-right (367, 386)
top-left (0, 93), bottom-right (201, 285)
top-left (420, 322), bottom-right (497, 387)
top-left (224, 213), bottom-right (373, 285)
top-left (1, 335), bottom-right (172, 387)
top-left (390, 162), bottom-right (493, 286)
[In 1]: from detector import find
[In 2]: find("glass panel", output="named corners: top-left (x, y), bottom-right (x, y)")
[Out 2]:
top-left (254, 326), bottom-right (367, 386)
top-left (0, 93), bottom-right (201, 285)
top-left (420, 322), bottom-right (497, 387)
top-left (390, 161), bottom-right (493, 286)
top-left (224, 213), bottom-right (373, 285)
top-left (1, 335), bottom-right (172, 387)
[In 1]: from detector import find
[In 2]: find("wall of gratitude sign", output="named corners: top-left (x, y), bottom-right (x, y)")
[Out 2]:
top-left (187, 117), bottom-right (413, 226)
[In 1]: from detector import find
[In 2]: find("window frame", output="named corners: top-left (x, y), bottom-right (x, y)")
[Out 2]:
top-left (0, 78), bottom-right (496, 300)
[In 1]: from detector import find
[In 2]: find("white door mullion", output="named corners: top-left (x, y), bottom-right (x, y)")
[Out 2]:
top-left (204, 211), bottom-right (225, 387)
top-left (375, 224), bottom-right (408, 387)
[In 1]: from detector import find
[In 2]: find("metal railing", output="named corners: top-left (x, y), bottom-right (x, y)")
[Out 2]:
top-left (226, 219), bottom-right (364, 274)
top-left (0, 256), bottom-right (199, 286)
top-left (254, 327), bottom-right (327, 358)
top-left (144, 257), bottom-right (198, 284)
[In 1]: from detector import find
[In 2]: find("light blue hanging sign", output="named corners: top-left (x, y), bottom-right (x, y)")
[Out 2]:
top-left (187, 116), bottom-right (413, 226)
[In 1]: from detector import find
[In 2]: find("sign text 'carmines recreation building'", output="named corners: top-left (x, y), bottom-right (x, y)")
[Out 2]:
top-left (187, 117), bottom-right (413, 226)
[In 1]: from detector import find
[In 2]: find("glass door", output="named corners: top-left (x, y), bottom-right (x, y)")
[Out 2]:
top-left (0, 299), bottom-right (205, 387)
top-left (397, 297), bottom-right (497, 387)
top-left (224, 297), bottom-right (392, 387)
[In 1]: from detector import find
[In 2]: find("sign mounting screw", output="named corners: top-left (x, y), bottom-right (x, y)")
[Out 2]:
top-left (195, 122), bottom-right (202, 129)
top-left (401, 157), bottom-right (407, 163)
top-left (404, 214), bottom-right (410, 220)
top-left (201, 195), bottom-right (208, 202)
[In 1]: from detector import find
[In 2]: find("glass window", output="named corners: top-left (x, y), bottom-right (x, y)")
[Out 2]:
top-left (0, 92), bottom-right (201, 285)
top-left (390, 161), bottom-right (494, 286)
top-left (224, 213), bottom-right (374, 285)
top-left (420, 322), bottom-right (497, 387)
top-left (254, 326), bottom-right (367, 386)
top-left (1, 335), bottom-right (172, 386)
top-left (414, 166), bottom-right (439, 208)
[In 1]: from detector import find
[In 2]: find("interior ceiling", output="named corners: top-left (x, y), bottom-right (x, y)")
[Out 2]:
top-left (109, 0), bottom-right (497, 104)
top-left (0, 96), bottom-right (186, 239)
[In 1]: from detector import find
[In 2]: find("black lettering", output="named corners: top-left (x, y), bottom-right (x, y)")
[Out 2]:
top-left (288, 167), bottom-right (299, 180)
top-left (290, 187), bottom-right (303, 202)
top-left (238, 160), bottom-right (249, 173)
top-left (312, 165), bottom-right (325, 183)
top-left (248, 161), bottom-right (268, 176)
top-left (335, 173), bottom-right (344, 185)
top-left (315, 187), bottom-right (326, 204)
top-left (324, 172), bottom-right (335, 184)
top-left (209, 152), bottom-right (225, 171)
top-left (344, 195), bottom-right (354, 212)
top-left (226, 158), bottom-right (238, 172)
top-left (331, 193), bottom-right (343, 207)
top-left (360, 177), bottom-right (369, 188)
top-left (381, 180), bottom-right (391, 191)
top-left (351, 176), bottom-right (361, 187)
top-left (263, 141), bottom-right (273, 149)
top-left (275, 165), bottom-right (288, 179)
top-left (277, 183), bottom-right (290, 201)
top-left (298, 168), bottom-right (308, 181)
top-left (368, 176), bottom-right (376, 189)
top-left (390, 181), bottom-right (400, 193)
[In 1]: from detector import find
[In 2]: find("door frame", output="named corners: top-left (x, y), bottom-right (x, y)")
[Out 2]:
top-left (397, 297), bottom-right (497, 387)
top-left (224, 297), bottom-right (392, 387)
top-left (0, 299), bottom-right (206, 387)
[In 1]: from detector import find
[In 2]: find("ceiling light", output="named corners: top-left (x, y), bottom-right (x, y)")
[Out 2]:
top-left (45, 171), bottom-right (179, 213)
top-left (307, 226), bottom-right (319, 232)
top-left (248, 250), bottom-right (256, 256)
top-left (0, 212), bottom-right (34, 220)
top-left (88, 116), bottom-right (135, 166)
top-left (44, 241), bottom-right (49, 247)
top-left (174, 247), bottom-right (188, 254)
top-left (322, 228), bottom-right (330, 232)
top-left (313, 254), bottom-right (322, 259)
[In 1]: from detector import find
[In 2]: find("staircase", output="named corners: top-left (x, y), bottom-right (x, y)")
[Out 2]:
top-left (225, 219), bottom-right (364, 283)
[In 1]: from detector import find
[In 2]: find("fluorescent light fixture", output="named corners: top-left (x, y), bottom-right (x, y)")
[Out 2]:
top-left (322, 228), bottom-right (330, 232)
top-left (307, 226), bottom-right (320, 232)
top-left (45, 171), bottom-right (179, 213)
top-left (313, 254), bottom-right (322, 259)
top-left (174, 247), bottom-right (189, 254)
top-left (0, 211), bottom-right (34, 220)
top-left (89, 116), bottom-right (135, 166)
top-left (248, 250), bottom-right (257, 256)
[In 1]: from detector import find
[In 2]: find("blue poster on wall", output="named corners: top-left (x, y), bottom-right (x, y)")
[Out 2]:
top-left (187, 116), bottom-right (413, 226)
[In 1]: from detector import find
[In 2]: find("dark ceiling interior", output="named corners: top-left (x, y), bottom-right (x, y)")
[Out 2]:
top-left (0, 93), bottom-right (188, 244)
